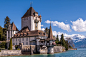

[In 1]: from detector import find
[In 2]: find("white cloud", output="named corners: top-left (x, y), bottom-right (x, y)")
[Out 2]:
top-left (52, 31), bottom-right (86, 43)
top-left (71, 18), bottom-right (86, 32)
top-left (45, 20), bottom-right (71, 32)
top-left (41, 28), bottom-right (45, 31)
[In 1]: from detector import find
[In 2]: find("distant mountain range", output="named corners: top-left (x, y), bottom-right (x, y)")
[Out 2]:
top-left (64, 34), bottom-right (86, 48)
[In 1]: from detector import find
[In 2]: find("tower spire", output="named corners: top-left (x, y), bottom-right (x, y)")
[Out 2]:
top-left (50, 18), bottom-right (51, 26)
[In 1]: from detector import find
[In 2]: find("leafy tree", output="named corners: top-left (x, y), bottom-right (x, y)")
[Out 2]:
top-left (65, 41), bottom-right (68, 50)
top-left (55, 35), bottom-right (59, 45)
top-left (0, 42), bottom-right (6, 48)
top-left (60, 34), bottom-right (68, 50)
top-left (60, 34), bottom-right (66, 46)
top-left (3, 16), bottom-right (11, 41)
top-left (9, 38), bottom-right (12, 50)
top-left (0, 26), bottom-right (3, 41)
top-left (53, 36), bottom-right (55, 38)
top-left (45, 27), bottom-right (49, 34)
top-left (2, 28), bottom-right (7, 41)
top-left (4, 16), bottom-right (10, 29)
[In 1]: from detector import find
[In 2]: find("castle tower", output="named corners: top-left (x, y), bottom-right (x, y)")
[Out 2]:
top-left (7, 22), bottom-right (19, 49)
top-left (46, 23), bottom-right (56, 54)
top-left (21, 6), bottom-right (42, 31)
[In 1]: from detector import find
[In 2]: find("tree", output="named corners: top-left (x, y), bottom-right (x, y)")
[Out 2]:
top-left (9, 38), bottom-right (12, 50)
top-left (60, 34), bottom-right (66, 47)
top-left (4, 16), bottom-right (11, 41)
top-left (0, 42), bottom-right (6, 48)
top-left (53, 36), bottom-right (55, 38)
top-left (0, 26), bottom-right (3, 41)
top-left (3, 28), bottom-right (7, 41)
top-left (4, 16), bottom-right (10, 29)
top-left (60, 34), bottom-right (68, 50)
top-left (55, 35), bottom-right (59, 45)
top-left (45, 27), bottom-right (49, 34)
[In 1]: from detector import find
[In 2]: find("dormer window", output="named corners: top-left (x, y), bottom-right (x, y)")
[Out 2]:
top-left (27, 33), bottom-right (29, 35)
top-left (39, 32), bottom-right (42, 35)
top-left (20, 34), bottom-right (21, 36)
top-left (43, 33), bottom-right (45, 35)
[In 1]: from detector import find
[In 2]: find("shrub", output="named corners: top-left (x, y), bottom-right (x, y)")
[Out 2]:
top-left (15, 45), bottom-right (18, 50)
top-left (0, 42), bottom-right (6, 48)
top-left (17, 48), bottom-right (20, 50)
top-left (9, 38), bottom-right (12, 50)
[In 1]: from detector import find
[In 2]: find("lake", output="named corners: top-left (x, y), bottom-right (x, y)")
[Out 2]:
top-left (1, 48), bottom-right (86, 57)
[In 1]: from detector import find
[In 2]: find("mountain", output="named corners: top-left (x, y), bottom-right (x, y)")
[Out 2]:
top-left (64, 34), bottom-right (86, 48)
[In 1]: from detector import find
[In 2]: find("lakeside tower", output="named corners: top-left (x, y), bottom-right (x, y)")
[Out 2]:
top-left (21, 7), bottom-right (42, 31)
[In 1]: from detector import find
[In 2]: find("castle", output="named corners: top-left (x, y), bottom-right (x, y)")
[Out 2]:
top-left (7, 6), bottom-right (56, 54)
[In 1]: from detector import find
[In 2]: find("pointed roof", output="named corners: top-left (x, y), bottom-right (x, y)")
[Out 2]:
top-left (22, 7), bottom-right (37, 18)
top-left (11, 22), bottom-right (19, 31)
top-left (18, 26), bottom-right (30, 33)
top-left (46, 23), bottom-right (55, 41)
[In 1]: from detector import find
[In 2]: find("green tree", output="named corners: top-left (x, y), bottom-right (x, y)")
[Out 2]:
top-left (4, 16), bottom-right (10, 29)
top-left (55, 35), bottom-right (59, 45)
top-left (0, 42), bottom-right (6, 48)
top-left (2, 28), bottom-right (7, 41)
top-left (60, 34), bottom-right (68, 50)
top-left (4, 16), bottom-right (11, 41)
top-left (60, 34), bottom-right (66, 47)
top-left (45, 27), bottom-right (49, 34)
top-left (0, 26), bottom-right (3, 41)
top-left (9, 38), bottom-right (12, 50)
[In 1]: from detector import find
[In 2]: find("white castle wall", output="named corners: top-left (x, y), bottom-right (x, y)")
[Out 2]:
top-left (21, 17), bottom-right (31, 30)
top-left (0, 50), bottom-right (21, 56)
top-left (21, 16), bottom-right (41, 31)
top-left (12, 37), bottom-right (36, 46)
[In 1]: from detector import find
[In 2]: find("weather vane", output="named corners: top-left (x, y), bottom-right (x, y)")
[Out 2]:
top-left (30, 2), bottom-right (33, 7)
top-left (50, 18), bottom-right (51, 25)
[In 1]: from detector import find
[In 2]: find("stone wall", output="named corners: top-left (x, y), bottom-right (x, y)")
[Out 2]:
top-left (0, 50), bottom-right (21, 56)
top-left (54, 46), bottom-right (65, 53)
top-left (21, 45), bottom-right (36, 53)
top-left (40, 46), bottom-right (47, 54)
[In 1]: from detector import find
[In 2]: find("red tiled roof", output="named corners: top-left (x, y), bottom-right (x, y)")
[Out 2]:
top-left (22, 7), bottom-right (37, 18)
top-left (46, 23), bottom-right (55, 41)
top-left (12, 27), bottom-right (48, 38)
top-left (11, 22), bottom-right (19, 31)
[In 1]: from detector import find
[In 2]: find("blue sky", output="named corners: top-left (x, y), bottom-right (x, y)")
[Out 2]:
top-left (1, 0), bottom-right (86, 36)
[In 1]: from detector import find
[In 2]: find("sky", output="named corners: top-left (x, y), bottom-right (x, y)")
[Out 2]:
top-left (1, 0), bottom-right (86, 37)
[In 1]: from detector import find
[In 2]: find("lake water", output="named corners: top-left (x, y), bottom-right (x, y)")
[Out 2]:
top-left (1, 48), bottom-right (86, 57)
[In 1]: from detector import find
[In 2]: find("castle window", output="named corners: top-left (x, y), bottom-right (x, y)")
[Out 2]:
top-left (22, 38), bottom-right (24, 41)
top-left (39, 33), bottom-right (42, 35)
top-left (43, 33), bottom-right (45, 35)
top-left (16, 38), bottom-right (17, 41)
top-left (20, 34), bottom-right (21, 36)
top-left (26, 38), bottom-right (28, 41)
top-left (26, 42), bottom-right (28, 45)
top-left (27, 33), bottom-right (29, 35)
top-left (13, 43), bottom-right (15, 45)
top-left (22, 42), bottom-right (24, 45)
top-left (41, 41), bottom-right (43, 43)
top-left (47, 41), bottom-right (49, 43)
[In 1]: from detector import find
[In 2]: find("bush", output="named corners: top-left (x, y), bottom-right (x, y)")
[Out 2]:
top-left (17, 48), bottom-right (20, 50)
top-left (9, 38), bottom-right (12, 50)
top-left (0, 42), bottom-right (6, 48)
top-left (0, 50), bottom-right (1, 52)
top-left (15, 45), bottom-right (18, 50)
